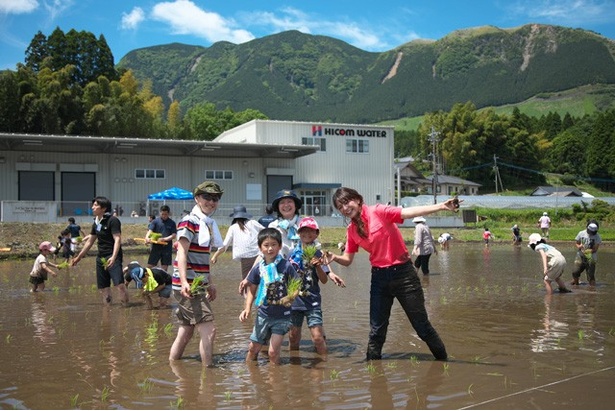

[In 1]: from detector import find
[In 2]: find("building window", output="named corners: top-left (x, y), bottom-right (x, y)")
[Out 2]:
top-left (346, 139), bottom-right (369, 153)
top-left (135, 169), bottom-right (165, 179)
top-left (302, 137), bottom-right (326, 152)
top-left (205, 170), bottom-right (233, 180)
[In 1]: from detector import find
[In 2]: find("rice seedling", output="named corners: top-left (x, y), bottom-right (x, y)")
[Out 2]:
top-left (365, 363), bottom-right (376, 374)
top-left (385, 361), bottom-right (397, 369)
top-left (410, 355), bottom-right (420, 366)
top-left (279, 277), bottom-right (302, 307)
top-left (467, 384), bottom-right (474, 395)
top-left (442, 363), bottom-right (450, 376)
top-left (609, 327), bottom-right (615, 336)
top-left (164, 323), bottom-right (174, 336)
top-left (100, 257), bottom-right (109, 269)
top-left (5, 334), bottom-right (12, 343)
top-left (578, 330), bottom-right (585, 340)
top-left (170, 396), bottom-right (185, 409)
top-left (100, 385), bottom-right (110, 402)
top-left (224, 391), bottom-right (232, 401)
top-left (329, 369), bottom-right (340, 380)
top-left (70, 394), bottom-right (79, 408)
top-left (57, 261), bottom-right (69, 269)
top-left (140, 378), bottom-right (153, 393)
top-left (52, 286), bottom-right (60, 294)
top-left (190, 276), bottom-right (209, 296)
top-left (302, 244), bottom-right (318, 266)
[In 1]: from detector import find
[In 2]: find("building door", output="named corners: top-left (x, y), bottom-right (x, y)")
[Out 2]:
top-left (61, 172), bottom-right (96, 216)
top-left (301, 190), bottom-right (327, 216)
top-left (19, 171), bottom-right (54, 200)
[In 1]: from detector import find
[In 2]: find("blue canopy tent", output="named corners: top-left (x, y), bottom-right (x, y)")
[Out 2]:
top-left (148, 186), bottom-right (193, 200)
top-left (146, 186), bottom-right (194, 217)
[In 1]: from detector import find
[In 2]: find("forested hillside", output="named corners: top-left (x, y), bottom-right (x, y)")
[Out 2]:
top-left (117, 24), bottom-right (615, 123)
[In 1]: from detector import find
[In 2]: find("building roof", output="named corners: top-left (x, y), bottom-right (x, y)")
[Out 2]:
top-left (0, 132), bottom-right (318, 159)
top-left (530, 186), bottom-right (583, 197)
top-left (426, 174), bottom-right (482, 187)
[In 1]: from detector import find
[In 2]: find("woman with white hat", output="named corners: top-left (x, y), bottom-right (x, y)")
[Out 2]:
top-left (412, 216), bottom-right (437, 275)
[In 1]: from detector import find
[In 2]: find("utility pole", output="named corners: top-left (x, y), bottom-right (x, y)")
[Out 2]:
top-left (428, 127), bottom-right (440, 204)
top-left (493, 154), bottom-right (504, 193)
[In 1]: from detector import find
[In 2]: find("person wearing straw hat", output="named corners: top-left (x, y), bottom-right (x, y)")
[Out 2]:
top-left (211, 205), bottom-right (264, 287)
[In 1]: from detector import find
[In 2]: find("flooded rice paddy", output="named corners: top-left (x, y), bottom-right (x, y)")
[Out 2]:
top-left (1, 243), bottom-right (614, 409)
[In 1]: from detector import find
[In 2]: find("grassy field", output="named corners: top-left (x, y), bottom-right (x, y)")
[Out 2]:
top-left (378, 84), bottom-right (615, 131)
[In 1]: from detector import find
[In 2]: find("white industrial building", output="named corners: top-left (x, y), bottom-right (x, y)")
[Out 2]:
top-left (0, 120), bottom-right (395, 223)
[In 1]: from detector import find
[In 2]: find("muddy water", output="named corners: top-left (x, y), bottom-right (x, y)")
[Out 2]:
top-left (1, 243), bottom-right (614, 409)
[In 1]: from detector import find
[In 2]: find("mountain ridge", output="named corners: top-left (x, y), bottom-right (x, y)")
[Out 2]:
top-left (117, 24), bottom-right (615, 124)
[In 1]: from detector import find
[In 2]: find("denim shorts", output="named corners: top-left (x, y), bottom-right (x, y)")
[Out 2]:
top-left (290, 308), bottom-right (323, 328)
top-left (250, 314), bottom-right (290, 345)
top-left (158, 283), bottom-right (172, 299)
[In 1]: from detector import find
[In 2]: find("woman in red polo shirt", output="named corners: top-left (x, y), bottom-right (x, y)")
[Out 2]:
top-left (325, 187), bottom-right (459, 361)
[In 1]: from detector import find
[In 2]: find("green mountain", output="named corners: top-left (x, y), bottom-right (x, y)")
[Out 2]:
top-left (117, 24), bottom-right (615, 124)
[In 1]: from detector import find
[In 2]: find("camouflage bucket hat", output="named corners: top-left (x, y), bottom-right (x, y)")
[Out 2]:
top-left (194, 181), bottom-right (224, 197)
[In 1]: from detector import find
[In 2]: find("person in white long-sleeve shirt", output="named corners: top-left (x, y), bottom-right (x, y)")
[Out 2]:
top-left (211, 205), bottom-right (264, 283)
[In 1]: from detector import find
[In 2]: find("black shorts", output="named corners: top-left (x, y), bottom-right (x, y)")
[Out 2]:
top-left (148, 245), bottom-right (173, 266)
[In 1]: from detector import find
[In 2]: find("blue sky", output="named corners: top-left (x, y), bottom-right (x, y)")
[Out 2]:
top-left (1, 0), bottom-right (615, 70)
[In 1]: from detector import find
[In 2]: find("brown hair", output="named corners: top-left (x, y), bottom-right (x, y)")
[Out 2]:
top-left (332, 187), bottom-right (367, 238)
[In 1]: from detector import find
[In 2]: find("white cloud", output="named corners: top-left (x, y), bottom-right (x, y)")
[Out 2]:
top-left (151, 0), bottom-right (254, 44)
top-left (0, 0), bottom-right (38, 14)
top-left (509, 0), bottom-right (615, 25)
top-left (244, 7), bottom-right (391, 51)
top-left (42, 0), bottom-right (73, 21)
top-left (121, 7), bottom-right (145, 30)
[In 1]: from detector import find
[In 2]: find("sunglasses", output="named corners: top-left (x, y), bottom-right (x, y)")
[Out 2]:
top-left (199, 194), bottom-right (220, 202)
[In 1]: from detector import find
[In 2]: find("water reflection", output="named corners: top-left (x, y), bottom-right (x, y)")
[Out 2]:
top-left (1, 244), bottom-right (614, 409)
top-left (530, 294), bottom-right (569, 353)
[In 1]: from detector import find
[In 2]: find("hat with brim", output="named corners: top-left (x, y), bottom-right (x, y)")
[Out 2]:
top-left (39, 241), bottom-right (56, 253)
top-left (298, 217), bottom-right (319, 232)
top-left (272, 189), bottom-right (302, 213)
top-left (528, 233), bottom-right (542, 246)
top-left (229, 205), bottom-right (252, 220)
top-left (193, 181), bottom-right (224, 197)
top-left (412, 216), bottom-right (426, 224)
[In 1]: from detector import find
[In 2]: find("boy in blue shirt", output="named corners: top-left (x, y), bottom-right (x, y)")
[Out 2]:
top-left (288, 217), bottom-right (345, 357)
top-left (239, 228), bottom-right (300, 365)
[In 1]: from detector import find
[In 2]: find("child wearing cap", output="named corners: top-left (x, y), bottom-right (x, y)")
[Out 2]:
top-left (123, 262), bottom-right (173, 309)
top-left (288, 217), bottom-right (346, 357)
top-left (29, 241), bottom-right (59, 292)
top-left (210, 205), bottom-right (264, 289)
top-left (528, 233), bottom-right (571, 294)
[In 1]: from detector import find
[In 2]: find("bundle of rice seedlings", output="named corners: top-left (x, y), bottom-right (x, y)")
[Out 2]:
top-left (583, 249), bottom-right (594, 264)
top-left (190, 276), bottom-right (209, 296)
top-left (75, 236), bottom-right (83, 243)
top-left (150, 233), bottom-right (162, 241)
top-left (100, 257), bottom-right (109, 269)
top-left (302, 244), bottom-right (318, 267)
top-left (57, 261), bottom-right (70, 269)
top-left (280, 277), bottom-right (303, 307)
